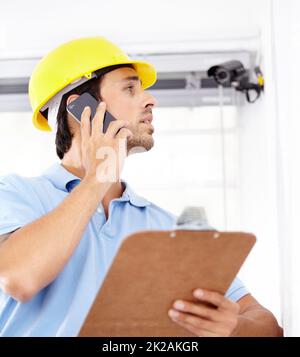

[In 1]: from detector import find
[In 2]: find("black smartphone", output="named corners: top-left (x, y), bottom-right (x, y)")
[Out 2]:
top-left (66, 92), bottom-right (117, 133)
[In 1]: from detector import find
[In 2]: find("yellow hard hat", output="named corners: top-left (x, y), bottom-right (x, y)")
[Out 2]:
top-left (29, 37), bottom-right (157, 131)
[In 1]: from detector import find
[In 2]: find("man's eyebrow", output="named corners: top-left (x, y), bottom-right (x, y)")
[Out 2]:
top-left (120, 76), bottom-right (142, 84)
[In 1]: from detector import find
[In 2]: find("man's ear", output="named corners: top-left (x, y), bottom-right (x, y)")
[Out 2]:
top-left (66, 94), bottom-right (80, 106)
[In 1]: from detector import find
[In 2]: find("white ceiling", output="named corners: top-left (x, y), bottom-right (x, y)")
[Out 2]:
top-left (0, 0), bottom-right (261, 58)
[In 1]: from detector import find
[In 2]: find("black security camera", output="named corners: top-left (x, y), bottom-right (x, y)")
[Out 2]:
top-left (207, 60), bottom-right (246, 86)
top-left (207, 60), bottom-right (264, 103)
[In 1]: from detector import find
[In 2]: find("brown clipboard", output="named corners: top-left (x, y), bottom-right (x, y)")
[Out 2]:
top-left (79, 230), bottom-right (256, 337)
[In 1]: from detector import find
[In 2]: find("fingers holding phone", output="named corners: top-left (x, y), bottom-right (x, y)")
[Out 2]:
top-left (67, 92), bottom-right (115, 133)
top-left (105, 118), bottom-right (132, 140)
top-left (67, 92), bottom-right (132, 184)
top-left (91, 102), bottom-right (106, 138)
top-left (80, 106), bottom-right (92, 145)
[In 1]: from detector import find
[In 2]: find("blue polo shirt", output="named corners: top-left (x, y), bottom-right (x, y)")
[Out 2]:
top-left (0, 163), bottom-right (248, 336)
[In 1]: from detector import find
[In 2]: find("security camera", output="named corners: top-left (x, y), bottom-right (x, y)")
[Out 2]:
top-left (207, 60), bottom-right (264, 103)
top-left (207, 60), bottom-right (247, 86)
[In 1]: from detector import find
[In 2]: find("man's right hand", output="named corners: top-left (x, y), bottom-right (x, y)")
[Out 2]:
top-left (80, 102), bottom-right (133, 187)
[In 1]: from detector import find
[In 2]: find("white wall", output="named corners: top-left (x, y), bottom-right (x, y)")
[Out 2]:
top-left (271, 0), bottom-right (300, 337)
top-left (236, 0), bottom-right (300, 336)
top-left (0, 113), bottom-right (57, 176)
top-left (234, 0), bottom-right (282, 324)
top-left (123, 105), bottom-right (240, 231)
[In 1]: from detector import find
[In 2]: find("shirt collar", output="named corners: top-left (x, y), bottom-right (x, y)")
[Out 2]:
top-left (42, 163), bottom-right (80, 192)
top-left (121, 181), bottom-right (151, 207)
top-left (42, 162), bottom-right (151, 208)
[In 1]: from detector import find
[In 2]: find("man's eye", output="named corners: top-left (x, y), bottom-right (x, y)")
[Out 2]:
top-left (126, 86), bottom-right (134, 92)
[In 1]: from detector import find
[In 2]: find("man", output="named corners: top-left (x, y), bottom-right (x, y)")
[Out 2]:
top-left (0, 37), bottom-right (282, 337)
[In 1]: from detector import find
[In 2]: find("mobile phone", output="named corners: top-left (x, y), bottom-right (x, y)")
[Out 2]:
top-left (66, 92), bottom-right (117, 133)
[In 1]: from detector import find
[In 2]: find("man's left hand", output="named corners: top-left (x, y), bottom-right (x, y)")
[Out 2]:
top-left (168, 288), bottom-right (240, 337)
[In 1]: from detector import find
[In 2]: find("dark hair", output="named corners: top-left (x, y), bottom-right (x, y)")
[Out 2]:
top-left (54, 64), bottom-right (134, 159)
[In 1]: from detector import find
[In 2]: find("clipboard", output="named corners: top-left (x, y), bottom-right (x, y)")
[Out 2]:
top-left (79, 230), bottom-right (256, 337)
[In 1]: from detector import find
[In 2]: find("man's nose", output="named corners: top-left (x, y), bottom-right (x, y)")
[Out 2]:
top-left (144, 91), bottom-right (158, 108)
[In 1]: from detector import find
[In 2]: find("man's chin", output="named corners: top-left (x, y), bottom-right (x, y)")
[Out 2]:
top-left (127, 136), bottom-right (154, 154)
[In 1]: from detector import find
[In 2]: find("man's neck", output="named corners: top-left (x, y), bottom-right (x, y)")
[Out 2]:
top-left (61, 162), bottom-right (85, 180)
top-left (61, 161), bottom-right (124, 219)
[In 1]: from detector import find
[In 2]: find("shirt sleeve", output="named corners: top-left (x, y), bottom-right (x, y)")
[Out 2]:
top-left (225, 276), bottom-right (249, 302)
top-left (0, 174), bottom-right (43, 236)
